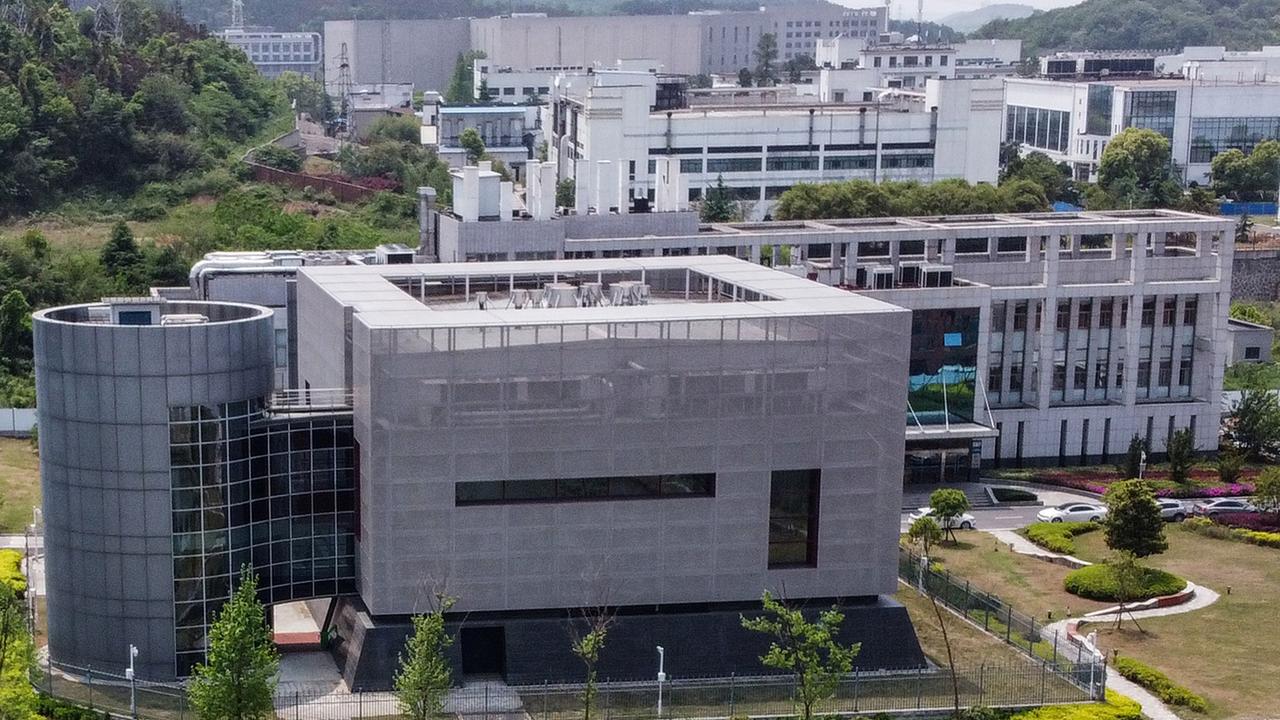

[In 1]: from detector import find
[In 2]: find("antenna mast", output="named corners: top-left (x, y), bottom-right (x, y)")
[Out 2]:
top-left (336, 41), bottom-right (355, 141)
top-left (229, 0), bottom-right (245, 29)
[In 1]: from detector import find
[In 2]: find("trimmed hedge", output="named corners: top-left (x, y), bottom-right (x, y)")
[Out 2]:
top-left (0, 549), bottom-right (26, 596)
top-left (1180, 517), bottom-right (1280, 549)
top-left (1212, 511), bottom-right (1280, 532)
top-left (36, 695), bottom-right (112, 720)
top-left (1008, 690), bottom-right (1142, 720)
top-left (1113, 657), bottom-right (1208, 712)
top-left (1022, 521), bottom-right (1099, 554)
top-left (1063, 563), bottom-right (1186, 602)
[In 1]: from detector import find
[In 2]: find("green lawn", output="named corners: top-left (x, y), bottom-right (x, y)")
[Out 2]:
top-left (0, 438), bottom-right (39, 533)
top-left (1073, 529), bottom-right (1280, 719)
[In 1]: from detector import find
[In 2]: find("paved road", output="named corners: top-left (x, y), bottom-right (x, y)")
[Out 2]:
top-left (900, 505), bottom-right (1044, 533)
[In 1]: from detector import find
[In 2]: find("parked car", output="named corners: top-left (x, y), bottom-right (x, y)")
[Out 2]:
top-left (907, 507), bottom-right (977, 530)
top-left (1036, 502), bottom-right (1107, 523)
top-left (1157, 498), bottom-right (1188, 522)
top-left (1190, 498), bottom-right (1257, 517)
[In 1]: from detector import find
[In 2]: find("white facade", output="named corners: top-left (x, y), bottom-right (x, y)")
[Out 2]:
top-left (424, 103), bottom-right (539, 179)
top-left (549, 73), bottom-right (1002, 219)
top-left (1004, 77), bottom-right (1280, 185)
top-left (1158, 46), bottom-right (1280, 83)
top-left (219, 28), bottom-right (321, 79)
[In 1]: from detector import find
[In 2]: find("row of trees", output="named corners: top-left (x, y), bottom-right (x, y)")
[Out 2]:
top-left (772, 177), bottom-right (1050, 221)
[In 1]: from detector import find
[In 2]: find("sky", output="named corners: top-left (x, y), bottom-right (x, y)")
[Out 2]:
top-left (845, 0), bottom-right (1085, 22)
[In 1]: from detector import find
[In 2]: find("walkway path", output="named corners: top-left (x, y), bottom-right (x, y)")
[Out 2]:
top-left (981, 528), bottom-right (1219, 720)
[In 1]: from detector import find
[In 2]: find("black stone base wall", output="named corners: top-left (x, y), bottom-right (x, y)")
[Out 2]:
top-left (330, 595), bottom-right (926, 690)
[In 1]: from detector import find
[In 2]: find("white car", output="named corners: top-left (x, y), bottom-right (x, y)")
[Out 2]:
top-left (908, 507), bottom-right (976, 530)
top-left (1156, 498), bottom-right (1188, 522)
top-left (1036, 502), bottom-right (1107, 524)
top-left (1191, 498), bottom-right (1257, 517)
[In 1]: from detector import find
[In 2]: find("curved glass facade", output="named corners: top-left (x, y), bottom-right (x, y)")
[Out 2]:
top-left (169, 400), bottom-right (356, 675)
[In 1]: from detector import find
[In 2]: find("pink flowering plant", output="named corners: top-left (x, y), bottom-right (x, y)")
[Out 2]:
top-left (991, 465), bottom-right (1260, 499)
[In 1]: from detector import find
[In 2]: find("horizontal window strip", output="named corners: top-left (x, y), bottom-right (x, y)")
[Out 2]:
top-left (456, 473), bottom-right (716, 506)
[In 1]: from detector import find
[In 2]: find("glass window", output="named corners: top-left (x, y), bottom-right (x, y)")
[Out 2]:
top-left (1086, 84), bottom-right (1113, 135)
top-left (1189, 116), bottom-right (1280, 163)
top-left (1078, 301), bottom-right (1092, 329)
top-left (1122, 90), bottom-right (1176, 140)
top-left (766, 156), bottom-right (818, 171)
top-left (768, 469), bottom-right (820, 568)
top-left (1183, 298), bottom-right (1198, 325)
top-left (706, 157), bottom-right (762, 173)
top-left (1141, 299), bottom-right (1156, 327)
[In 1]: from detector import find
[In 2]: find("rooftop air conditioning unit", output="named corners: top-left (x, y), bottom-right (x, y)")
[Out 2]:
top-left (545, 283), bottom-right (578, 308)
top-left (870, 266), bottom-right (895, 290)
top-left (510, 288), bottom-right (530, 309)
top-left (898, 260), bottom-right (926, 287)
top-left (922, 264), bottom-right (954, 288)
top-left (580, 282), bottom-right (604, 307)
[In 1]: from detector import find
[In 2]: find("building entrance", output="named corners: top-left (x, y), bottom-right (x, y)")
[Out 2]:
top-left (904, 442), bottom-right (975, 485)
top-left (460, 626), bottom-right (507, 677)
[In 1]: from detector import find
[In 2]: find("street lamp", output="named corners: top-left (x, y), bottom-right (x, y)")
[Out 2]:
top-left (126, 644), bottom-right (138, 719)
top-left (1139, 450), bottom-right (1147, 480)
top-left (656, 645), bottom-right (667, 719)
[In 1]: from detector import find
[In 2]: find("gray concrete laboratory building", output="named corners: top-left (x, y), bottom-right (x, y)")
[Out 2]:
top-left (34, 258), bottom-right (925, 684)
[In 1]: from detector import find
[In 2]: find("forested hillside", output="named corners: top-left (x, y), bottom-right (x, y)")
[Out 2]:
top-left (972, 0), bottom-right (1280, 54)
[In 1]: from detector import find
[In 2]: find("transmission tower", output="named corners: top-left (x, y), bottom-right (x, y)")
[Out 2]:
top-left (0, 1), bottom-right (31, 34)
top-left (336, 42), bottom-right (355, 141)
top-left (228, 0), bottom-right (245, 30)
top-left (92, 0), bottom-right (123, 43)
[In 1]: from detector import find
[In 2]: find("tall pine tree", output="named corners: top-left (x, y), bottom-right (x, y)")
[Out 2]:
top-left (188, 568), bottom-right (279, 720)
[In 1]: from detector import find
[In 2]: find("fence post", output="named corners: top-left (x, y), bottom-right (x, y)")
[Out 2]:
top-left (728, 673), bottom-right (735, 719)
top-left (914, 666), bottom-right (923, 709)
top-left (983, 603), bottom-right (990, 632)
top-left (978, 663), bottom-right (985, 706)
top-left (852, 667), bottom-right (860, 712)
top-left (295, 690), bottom-right (301, 720)
top-left (359, 688), bottom-right (363, 720)
top-left (46, 654), bottom-right (52, 694)
top-left (543, 680), bottom-right (549, 720)
top-left (485, 682), bottom-right (491, 720)
top-left (87, 667), bottom-right (93, 709)
top-left (1053, 629), bottom-right (1059, 665)
top-left (1005, 606), bottom-right (1013, 643)
top-left (1041, 661), bottom-right (1048, 703)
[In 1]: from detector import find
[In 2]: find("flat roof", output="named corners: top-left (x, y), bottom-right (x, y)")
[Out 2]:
top-left (301, 256), bottom-right (905, 330)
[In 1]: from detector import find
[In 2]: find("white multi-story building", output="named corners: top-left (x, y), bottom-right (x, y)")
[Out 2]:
top-left (1158, 46), bottom-right (1280, 82)
top-left (816, 37), bottom-right (1020, 101)
top-left (547, 72), bottom-right (1002, 219)
top-left (472, 58), bottom-right (662, 105)
top-left (1004, 76), bottom-right (1280, 185)
top-left (219, 28), bottom-right (322, 79)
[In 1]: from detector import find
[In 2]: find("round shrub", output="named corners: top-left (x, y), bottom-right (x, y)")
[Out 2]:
top-left (993, 487), bottom-right (1038, 503)
top-left (1063, 563), bottom-right (1186, 602)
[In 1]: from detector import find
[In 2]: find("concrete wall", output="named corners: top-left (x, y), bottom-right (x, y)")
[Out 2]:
top-left (1232, 249), bottom-right (1280, 300)
top-left (33, 302), bottom-right (274, 679)
top-left (323, 20), bottom-right (470, 94)
top-left (471, 15), bottom-right (704, 74)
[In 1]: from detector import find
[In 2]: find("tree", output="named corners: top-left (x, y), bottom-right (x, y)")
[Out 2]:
top-left (188, 568), bottom-right (279, 720)
top-left (459, 128), bottom-right (486, 165)
top-left (700, 174), bottom-right (737, 222)
top-left (477, 80), bottom-right (494, 104)
top-left (907, 516), bottom-right (943, 557)
top-left (1103, 480), bottom-right (1167, 559)
top-left (1106, 551), bottom-right (1148, 632)
top-left (737, 68), bottom-right (754, 88)
top-left (445, 51), bottom-right (487, 104)
top-left (276, 71), bottom-right (331, 122)
top-left (740, 590), bottom-right (860, 720)
top-left (783, 54), bottom-right (816, 83)
top-left (1165, 428), bottom-right (1195, 485)
top-left (1097, 128), bottom-right (1181, 209)
top-left (0, 582), bottom-right (36, 719)
top-left (366, 115), bottom-right (423, 145)
top-left (928, 488), bottom-right (970, 543)
top-left (1176, 185), bottom-right (1218, 215)
top-left (1236, 213), bottom-right (1254, 245)
top-left (101, 221), bottom-right (143, 282)
top-left (753, 33), bottom-right (779, 87)
top-left (395, 594), bottom-right (457, 720)
top-left (1121, 434), bottom-right (1147, 479)
top-left (1218, 447), bottom-right (1245, 485)
top-left (1228, 389), bottom-right (1280, 460)
top-left (1253, 467), bottom-right (1280, 516)
top-left (569, 608), bottom-right (614, 720)
top-left (556, 178), bottom-right (576, 209)
top-left (1002, 151), bottom-right (1076, 204)
top-left (688, 73), bottom-right (713, 89)
top-left (252, 144), bottom-right (302, 173)
top-left (0, 291), bottom-right (31, 364)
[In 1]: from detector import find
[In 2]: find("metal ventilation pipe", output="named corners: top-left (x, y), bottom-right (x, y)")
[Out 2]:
top-left (417, 186), bottom-right (437, 260)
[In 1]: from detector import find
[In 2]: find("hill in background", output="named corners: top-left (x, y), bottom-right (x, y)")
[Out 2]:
top-left (940, 3), bottom-right (1036, 32)
top-left (971, 0), bottom-right (1280, 54)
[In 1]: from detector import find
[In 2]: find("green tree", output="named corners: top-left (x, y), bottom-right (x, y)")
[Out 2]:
top-left (907, 516), bottom-right (943, 557)
top-left (569, 609), bottom-right (613, 720)
top-left (459, 128), bottom-right (486, 165)
top-left (1121, 434), bottom-right (1147, 479)
top-left (252, 144), bottom-right (302, 173)
top-left (1002, 151), bottom-right (1076, 204)
top-left (1176, 185), bottom-right (1218, 215)
top-left (1097, 128), bottom-right (1180, 209)
top-left (445, 51), bottom-right (487, 104)
top-left (365, 115), bottom-right (423, 145)
top-left (997, 178), bottom-right (1050, 212)
top-left (395, 595), bottom-right (457, 720)
top-left (277, 71), bottom-right (331, 122)
top-left (188, 568), bottom-right (279, 720)
top-left (1253, 467), bottom-right (1280, 516)
top-left (1165, 428), bottom-right (1195, 485)
top-left (1236, 213), bottom-right (1254, 245)
top-left (477, 80), bottom-right (494, 104)
top-left (753, 33), bottom-right (779, 86)
top-left (700, 174), bottom-right (737, 222)
top-left (101, 221), bottom-right (143, 282)
top-left (740, 590), bottom-right (860, 720)
top-left (0, 291), bottom-right (31, 364)
top-left (1228, 389), bottom-right (1280, 460)
top-left (0, 582), bottom-right (36, 718)
top-left (688, 73), bottom-right (713, 89)
top-left (1218, 447), bottom-right (1245, 485)
top-left (556, 178), bottom-right (576, 208)
top-left (783, 53), bottom-right (816, 83)
top-left (1103, 480), bottom-right (1167, 559)
top-left (1106, 551), bottom-right (1148, 632)
top-left (737, 67), bottom-right (754, 87)
top-left (928, 488), bottom-right (970, 543)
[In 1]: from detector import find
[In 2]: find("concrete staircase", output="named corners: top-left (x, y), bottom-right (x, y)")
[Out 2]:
top-left (901, 483), bottom-right (994, 511)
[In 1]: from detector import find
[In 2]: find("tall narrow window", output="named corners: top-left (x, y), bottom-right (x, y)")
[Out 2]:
top-left (768, 469), bottom-right (820, 568)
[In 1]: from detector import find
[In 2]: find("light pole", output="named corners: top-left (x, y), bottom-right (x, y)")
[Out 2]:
top-left (656, 645), bottom-right (666, 719)
top-left (1139, 450), bottom-right (1147, 481)
top-left (126, 644), bottom-right (138, 719)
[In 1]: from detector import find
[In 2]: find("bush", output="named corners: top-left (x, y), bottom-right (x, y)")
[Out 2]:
top-left (1008, 690), bottom-right (1141, 720)
top-left (1022, 521), bottom-right (1098, 554)
top-left (1063, 563), bottom-right (1186, 601)
top-left (252, 144), bottom-right (303, 173)
top-left (35, 695), bottom-right (112, 720)
top-left (1180, 516), bottom-right (1280, 549)
top-left (1213, 511), bottom-right (1280, 532)
top-left (1112, 657), bottom-right (1208, 712)
top-left (0, 549), bottom-right (26, 596)
top-left (992, 487), bottom-right (1038, 503)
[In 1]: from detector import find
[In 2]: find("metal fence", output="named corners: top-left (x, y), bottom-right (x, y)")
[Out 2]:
top-left (32, 658), bottom-right (191, 720)
top-left (898, 546), bottom-right (1105, 689)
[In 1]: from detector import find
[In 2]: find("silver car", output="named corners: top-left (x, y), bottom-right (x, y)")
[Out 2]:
top-left (1156, 498), bottom-right (1187, 522)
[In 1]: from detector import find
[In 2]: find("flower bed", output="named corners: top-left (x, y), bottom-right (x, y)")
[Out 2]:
top-left (1212, 512), bottom-right (1280, 532)
top-left (990, 466), bottom-right (1259, 499)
